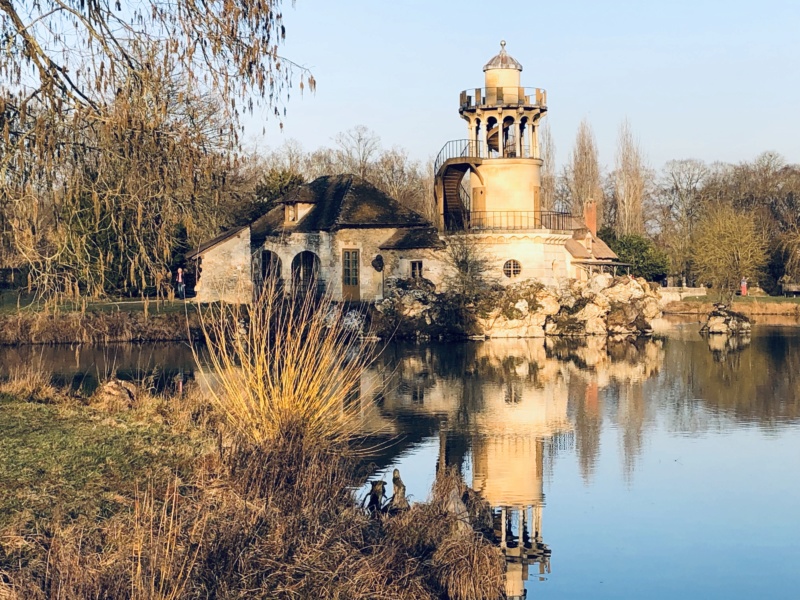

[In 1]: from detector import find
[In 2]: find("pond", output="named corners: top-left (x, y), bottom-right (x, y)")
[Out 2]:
top-left (2, 325), bottom-right (799, 598)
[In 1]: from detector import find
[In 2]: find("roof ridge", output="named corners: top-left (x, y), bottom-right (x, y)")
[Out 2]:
top-left (332, 175), bottom-right (356, 228)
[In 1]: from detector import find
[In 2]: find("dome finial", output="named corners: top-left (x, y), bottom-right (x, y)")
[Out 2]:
top-left (500, 40), bottom-right (506, 51)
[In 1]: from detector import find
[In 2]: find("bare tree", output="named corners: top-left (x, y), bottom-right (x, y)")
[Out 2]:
top-left (0, 0), bottom-right (313, 300)
top-left (563, 119), bottom-right (603, 221)
top-left (334, 126), bottom-right (380, 180)
top-left (539, 121), bottom-right (557, 212)
top-left (612, 120), bottom-right (648, 236)
top-left (654, 159), bottom-right (708, 284)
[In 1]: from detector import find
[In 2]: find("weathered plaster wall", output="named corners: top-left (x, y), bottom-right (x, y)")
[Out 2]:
top-left (448, 232), bottom-right (574, 288)
top-left (257, 228), bottom-right (446, 301)
top-left (194, 228), bottom-right (253, 304)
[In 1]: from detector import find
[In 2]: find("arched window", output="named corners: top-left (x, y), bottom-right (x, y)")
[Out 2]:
top-left (503, 259), bottom-right (522, 279)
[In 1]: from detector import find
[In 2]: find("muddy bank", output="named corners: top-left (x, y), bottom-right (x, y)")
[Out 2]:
top-left (0, 309), bottom-right (200, 345)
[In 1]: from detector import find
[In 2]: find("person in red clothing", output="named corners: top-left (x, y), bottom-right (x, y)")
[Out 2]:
top-left (740, 277), bottom-right (748, 297)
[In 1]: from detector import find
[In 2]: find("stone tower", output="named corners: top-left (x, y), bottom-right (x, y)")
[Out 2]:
top-left (435, 41), bottom-right (553, 232)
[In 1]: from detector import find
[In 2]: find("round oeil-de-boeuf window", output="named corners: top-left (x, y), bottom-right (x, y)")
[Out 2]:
top-left (503, 259), bottom-right (521, 278)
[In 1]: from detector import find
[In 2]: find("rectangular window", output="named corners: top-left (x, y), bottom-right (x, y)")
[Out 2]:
top-left (411, 260), bottom-right (423, 279)
top-left (343, 250), bottom-right (359, 286)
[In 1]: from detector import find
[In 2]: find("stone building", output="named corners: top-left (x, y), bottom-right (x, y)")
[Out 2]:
top-left (189, 174), bottom-right (444, 303)
top-left (190, 42), bottom-right (620, 304)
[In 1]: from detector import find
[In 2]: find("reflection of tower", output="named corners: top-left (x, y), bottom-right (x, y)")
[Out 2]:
top-left (469, 367), bottom-right (568, 598)
top-left (575, 379), bottom-right (602, 483)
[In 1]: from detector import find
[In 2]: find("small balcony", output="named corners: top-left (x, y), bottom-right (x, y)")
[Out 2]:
top-left (447, 211), bottom-right (579, 233)
top-left (459, 87), bottom-right (547, 111)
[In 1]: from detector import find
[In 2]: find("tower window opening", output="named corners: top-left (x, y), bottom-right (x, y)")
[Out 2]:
top-left (411, 260), bottom-right (423, 279)
top-left (503, 259), bottom-right (522, 278)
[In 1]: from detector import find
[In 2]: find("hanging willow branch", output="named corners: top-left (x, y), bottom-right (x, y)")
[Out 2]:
top-left (0, 1), bottom-right (315, 299)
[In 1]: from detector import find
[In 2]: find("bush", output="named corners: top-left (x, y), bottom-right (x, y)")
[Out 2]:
top-left (599, 228), bottom-right (669, 281)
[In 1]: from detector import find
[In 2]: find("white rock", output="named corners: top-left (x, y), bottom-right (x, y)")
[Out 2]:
top-left (514, 299), bottom-right (530, 317)
top-left (642, 297), bottom-right (661, 320)
top-left (536, 291), bottom-right (561, 316)
top-left (574, 302), bottom-right (607, 322)
top-left (588, 273), bottom-right (614, 294)
top-left (584, 316), bottom-right (608, 335)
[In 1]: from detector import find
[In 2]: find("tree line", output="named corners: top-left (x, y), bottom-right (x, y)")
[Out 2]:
top-left (545, 118), bottom-right (798, 299)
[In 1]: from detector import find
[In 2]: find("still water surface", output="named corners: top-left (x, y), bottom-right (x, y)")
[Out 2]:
top-left (2, 325), bottom-right (799, 598)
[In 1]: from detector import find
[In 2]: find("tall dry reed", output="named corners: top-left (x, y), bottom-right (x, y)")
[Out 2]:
top-left (195, 280), bottom-right (373, 447)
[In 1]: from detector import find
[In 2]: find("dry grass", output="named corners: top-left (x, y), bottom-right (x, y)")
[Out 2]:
top-left (0, 310), bottom-right (198, 345)
top-left (196, 280), bottom-right (375, 447)
top-left (0, 362), bottom-right (59, 403)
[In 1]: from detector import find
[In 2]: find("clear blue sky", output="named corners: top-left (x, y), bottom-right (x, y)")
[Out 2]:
top-left (245, 0), bottom-right (800, 171)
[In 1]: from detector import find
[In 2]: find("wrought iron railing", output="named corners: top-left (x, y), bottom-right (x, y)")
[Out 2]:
top-left (466, 211), bottom-right (577, 231)
top-left (434, 139), bottom-right (483, 174)
top-left (435, 138), bottom-right (540, 173)
top-left (459, 87), bottom-right (547, 110)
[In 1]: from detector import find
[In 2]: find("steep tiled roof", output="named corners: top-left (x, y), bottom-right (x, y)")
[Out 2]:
top-left (186, 225), bottom-right (247, 259)
top-left (379, 228), bottom-right (445, 250)
top-left (590, 234), bottom-right (618, 260)
top-left (565, 239), bottom-right (591, 259)
top-left (251, 174), bottom-right (432, 243)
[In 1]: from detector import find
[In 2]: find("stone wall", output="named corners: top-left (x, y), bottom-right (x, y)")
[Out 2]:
top-left (258, 228), bottom-right (446, 301)
top-left (658, 286), bottom-right (707, 307)
top-left (193, 228), bottom-right (253, 304)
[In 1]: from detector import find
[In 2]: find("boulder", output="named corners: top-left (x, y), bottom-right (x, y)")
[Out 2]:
top-left (584, 316), bottom-right (608, 335)
top-left (700, 305), bottom-right (751, 335)
top-left (587, 272), bottom-right (614, 294)
top-left (604, 277), bottom-right (646, 304)
top-left (574, 302), bottom-right (607, 322)
top-left (92, 379), bottom-right (138, 411)
top-left (534, 289), bottom-right (561, 315)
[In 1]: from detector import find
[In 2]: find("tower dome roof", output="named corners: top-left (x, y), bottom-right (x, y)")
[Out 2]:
top-left (483, 40), bottom-right (523, 71)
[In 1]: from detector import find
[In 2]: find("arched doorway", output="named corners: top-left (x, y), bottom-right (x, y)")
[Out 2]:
top-left (259, 250), bottom-right (282, 293)
top-left (261, 250), bottom-right (282, 281)
top-left (291, 251), bottom-right (321, 296)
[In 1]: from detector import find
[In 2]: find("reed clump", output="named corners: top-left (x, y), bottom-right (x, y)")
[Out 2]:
top-left (195, 281), bottom-right (374, 447)
top-left (0, 362), bottom-right (59, 403)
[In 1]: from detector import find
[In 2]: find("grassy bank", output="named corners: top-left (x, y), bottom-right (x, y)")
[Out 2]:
top-left (0, 288), bottom-right (505, 599)
top-left (663, 296), bottom-right (800, 317)
top-left (0, 299), bottom-right (201, 345)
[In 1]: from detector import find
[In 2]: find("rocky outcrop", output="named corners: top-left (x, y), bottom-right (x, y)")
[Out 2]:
top-left (480, 275), bottom-right (660, 338)
top-left (373, 274), bottom-right (662, 340)
top-left (700, 304), bottom-right (752, 335)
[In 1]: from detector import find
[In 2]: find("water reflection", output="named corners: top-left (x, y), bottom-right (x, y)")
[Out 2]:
top-left (361, 337), bottom-right (665, 594)
top-left (0, 343), bottom-right (196, 393)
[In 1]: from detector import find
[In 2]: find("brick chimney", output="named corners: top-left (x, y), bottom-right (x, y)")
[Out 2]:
top-left (583, 199), bottom-right (597, 236)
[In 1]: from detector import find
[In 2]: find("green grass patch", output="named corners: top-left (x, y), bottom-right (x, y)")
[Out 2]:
top-left (0, 395), bottom-right (206, 534)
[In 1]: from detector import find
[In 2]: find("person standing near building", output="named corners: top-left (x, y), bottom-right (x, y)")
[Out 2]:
top-left (176, 267), bottom-right (185, 299)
